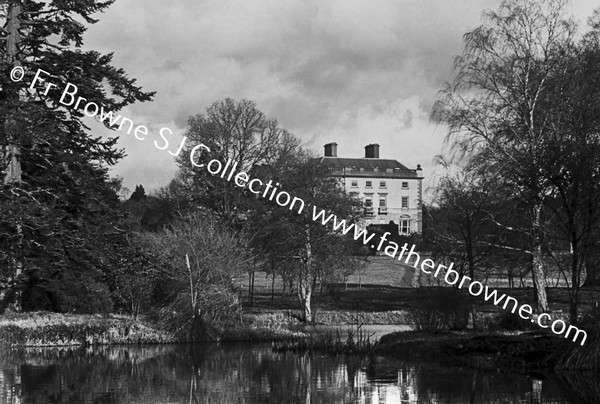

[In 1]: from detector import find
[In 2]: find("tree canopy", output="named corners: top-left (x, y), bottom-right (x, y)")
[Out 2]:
top-left (434, 0), bottom-right (600, 322)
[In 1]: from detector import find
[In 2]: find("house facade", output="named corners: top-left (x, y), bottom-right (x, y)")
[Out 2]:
top-left (319, 142), bottom-right (423, 235)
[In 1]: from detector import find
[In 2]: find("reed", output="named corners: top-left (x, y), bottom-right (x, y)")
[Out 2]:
top-left (272, 322), bottom-right (378, 355)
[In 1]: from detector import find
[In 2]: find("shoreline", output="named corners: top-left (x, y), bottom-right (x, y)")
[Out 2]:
top-left (2, 312), bottom-right (596, 375)
top-left (374, 329), bottom-right (599, 373)
top-left (0, 311), bottom-right (311, 347)
top-left (375, 330), bottom-right (565, 372)
top-left (0, 312), bottom-right (176, 347)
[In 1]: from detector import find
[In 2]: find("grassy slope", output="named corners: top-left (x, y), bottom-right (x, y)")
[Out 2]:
top-left (243, 255), bottom-right (600, 323)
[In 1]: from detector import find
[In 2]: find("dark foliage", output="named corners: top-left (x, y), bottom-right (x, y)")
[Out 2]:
top-left (406, 288), bottom-right (471, 331)
top-left (0, 1), bottom-right (154, 312)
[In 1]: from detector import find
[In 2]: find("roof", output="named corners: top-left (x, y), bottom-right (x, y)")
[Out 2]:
top-left (317, 157), bottom-right (421, 179)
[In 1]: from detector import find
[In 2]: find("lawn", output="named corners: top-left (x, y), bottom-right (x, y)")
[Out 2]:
top-left (240, 255), bottom-right (600, 324)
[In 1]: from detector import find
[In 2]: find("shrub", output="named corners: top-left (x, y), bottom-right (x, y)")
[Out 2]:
top-left (405, 287), bottom-right (471, 331)
top-left (487, 311), bottom-right (538, 331)
top-left (243, 311), bottom-right (301, 329)
top-left (135, 214), bottom-right (252, 341)
top-left (579, 303), bottom-right (600, 335)
top-left (22, 271), bottom-right (113, 314)
top-left (556, 303), bottom-right (600, 370)
top-left (323, 282), bottom-right (343, 301)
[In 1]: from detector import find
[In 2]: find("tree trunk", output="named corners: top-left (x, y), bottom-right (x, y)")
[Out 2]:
top-left (1, 0), bottom-right (24, 313)
top-left (519, 267), bottom-right (527, 288)
top-left (186, 254), bottom-right (197, 342)
top-left (531, 203), bottom-right (549, 312)
top-left (250, 271), bottom-right (255, 306)
top-left (298, 280), bottom-right (312, 323)
top-left (582, 231), bottom-right (600, 286)
top-left (3, 144), bottom-right (21, 184)
top-left (270, 264), bottom-right (275, 301)
top-left (298, 226), bottom-right (314, 323)
top-left (583, 256), bottom-right (600, 286)
top-left (569, 237), bottom-right (581, 324)
top-left (3, 2), bottom-right (22, 184)
top-left (469, 371), bottom-right (477, 404)
top-left (465, 220), bottom-right (476, 329)
top-left (248, 271), bottom-right (255, 306)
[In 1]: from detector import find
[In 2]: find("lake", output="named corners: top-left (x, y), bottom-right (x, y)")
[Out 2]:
top-left (0, 343), bottom-right (589, 403)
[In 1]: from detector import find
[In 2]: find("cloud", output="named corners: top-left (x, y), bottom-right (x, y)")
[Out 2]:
top-left (82, 0), bottom-right (595, 199)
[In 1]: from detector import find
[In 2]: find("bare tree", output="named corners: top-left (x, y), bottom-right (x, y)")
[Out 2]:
top-left (429, 159), bottom-right (500, 282)
top-left (247, 159), bottom-right (363, 323)
top-left (136, 213), bottom-right (253, 340)
top-left (176, 98), bottom-right (304, 223)
top-left (433, 0), bottom-right (576, 312)
top-left (540, 27), bottom-right (600, 322)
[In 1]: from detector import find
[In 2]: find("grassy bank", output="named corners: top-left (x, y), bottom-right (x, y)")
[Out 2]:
top-left (0, 311), bottom-right (312, 346)
top-left (243, 309), bottom-right (408, 327)
top-left (220, 327), bottom-right (307, 342)
top-left (0, 312), bottom-right (176, 347)
top-left (374, 330), bottom-right (583, 372)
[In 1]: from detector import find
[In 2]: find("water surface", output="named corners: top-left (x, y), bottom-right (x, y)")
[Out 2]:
top-left (0, 343), bottom-right (588, 403)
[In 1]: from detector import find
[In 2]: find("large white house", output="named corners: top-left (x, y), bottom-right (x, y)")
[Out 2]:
top-left (319, 142), bottom-right (423, 234)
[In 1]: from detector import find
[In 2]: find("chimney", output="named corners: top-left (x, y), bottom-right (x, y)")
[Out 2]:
top-left (416, 164), bottom-right (423, 177)
top-left (364, 143), bottom-right (380, 158)
top-left (324, 142), bottom-right (338, 157)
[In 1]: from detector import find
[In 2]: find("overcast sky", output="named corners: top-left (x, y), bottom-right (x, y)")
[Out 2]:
top-left (82, 0), bottom-right (598, 199)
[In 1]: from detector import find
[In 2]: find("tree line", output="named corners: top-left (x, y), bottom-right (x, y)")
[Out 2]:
top-left (429, 0), bottom-right (600, 326)
top-left (3, 0), bottom-right (600, 339)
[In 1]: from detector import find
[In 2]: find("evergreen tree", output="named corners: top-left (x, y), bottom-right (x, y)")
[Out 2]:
top-left (0, 0), bottom-right (154, 312)
top-left (129, 185), bottom-right (146, 202)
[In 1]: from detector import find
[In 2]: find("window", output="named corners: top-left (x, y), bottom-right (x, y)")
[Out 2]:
top-left (400, 220), bottom-right (410, 234)
top-left (402, 196), bottom-right (409, 209)
top-left (351, 180), bottom-right (358, 187)
top-left (379, 195), bottom-right (387, 214)
top-left (401, 181), bottom-right (409, 189)
top-left (380, 181), bottom-right (386, 188)
top-left (365, 181), bottom-right (372, 188)
top-left (349, 191), bottom-right (359, 197)
top-left (364, 194), bottom-right (374, 215)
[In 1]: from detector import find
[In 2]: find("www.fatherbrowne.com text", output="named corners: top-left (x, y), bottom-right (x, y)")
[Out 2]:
top-left (311, 215), bottom-right (587, 346)
top-left (17, 66), bottom-right (587, 346)
top-left (187, 146), bottom-right (588, 347)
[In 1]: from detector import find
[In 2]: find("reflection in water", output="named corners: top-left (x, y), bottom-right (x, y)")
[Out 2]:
top-left (0, 343), bottom-right (584, 403)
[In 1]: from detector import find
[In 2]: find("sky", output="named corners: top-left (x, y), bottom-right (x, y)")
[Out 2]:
top-left (81, 0), bottom-right (598, 199)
